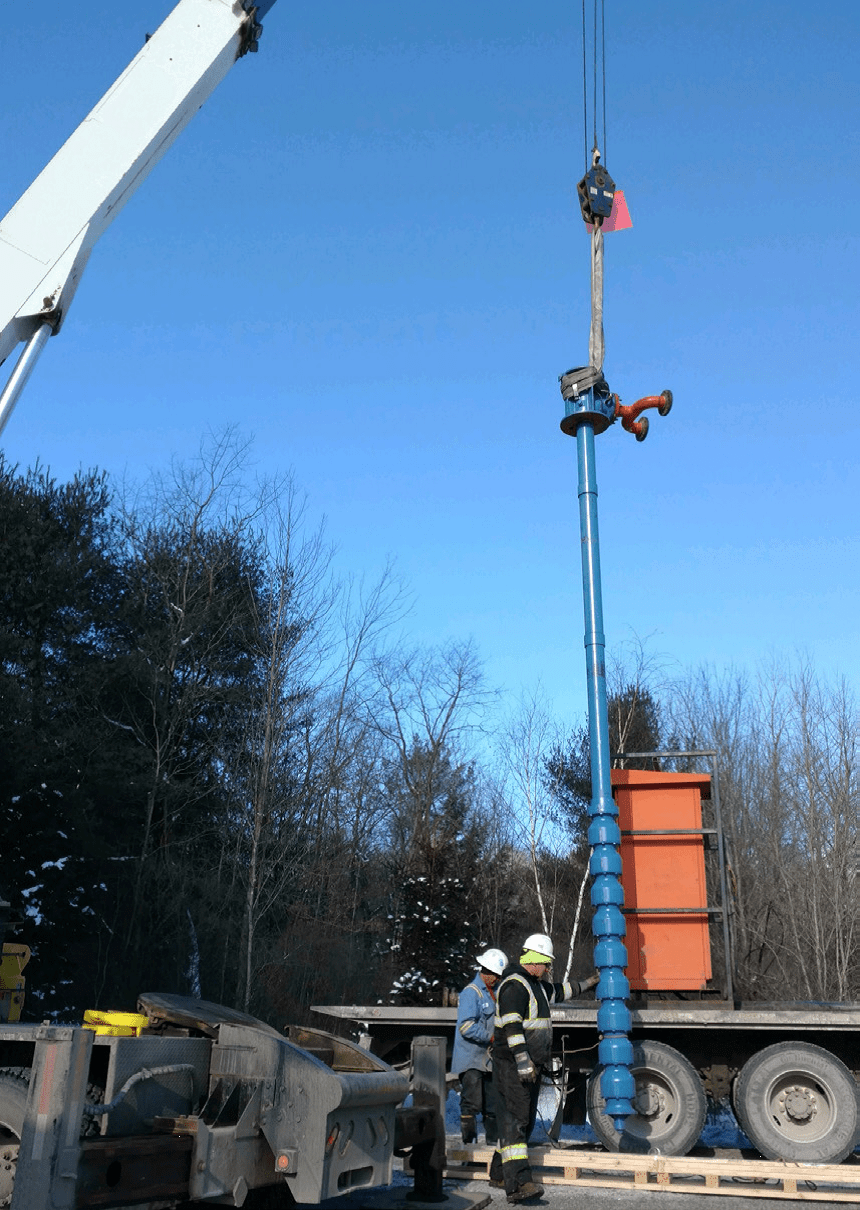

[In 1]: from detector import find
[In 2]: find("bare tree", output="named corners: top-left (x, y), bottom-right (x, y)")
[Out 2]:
top-left (765, 664), bottom-right (860, 1000)
top-left (114, 431), bottom-right (270, 981)
top-left (497, 688), bottom-right (590, 982)
top-left (229, 476), bottom-right (337, 1011)
top-left (665, 657), bottom-right (860, 1002)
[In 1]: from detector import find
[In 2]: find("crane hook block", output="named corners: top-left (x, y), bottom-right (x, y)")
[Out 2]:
top-left (577, 162), bottom-right (616, 227)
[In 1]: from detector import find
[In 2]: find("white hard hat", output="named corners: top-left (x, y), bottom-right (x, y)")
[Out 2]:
top-left (522, 933), bottom-right (554, 961)
top-left (476, 948), bottom-right (507, 976)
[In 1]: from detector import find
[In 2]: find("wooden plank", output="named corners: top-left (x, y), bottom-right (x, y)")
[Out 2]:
top-left (446, 1170), bottom-right (860, 1202)
top-left (443, 1143), bottom-right (860, 1202)
top-left (447, 1170), bottom-right (860, 1202)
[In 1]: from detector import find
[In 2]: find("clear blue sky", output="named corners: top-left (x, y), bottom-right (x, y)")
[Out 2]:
top-left (2, 1), bottom-right (858, 728)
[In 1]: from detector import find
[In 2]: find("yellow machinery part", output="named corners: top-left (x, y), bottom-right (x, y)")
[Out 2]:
top-left (0, 943), bottom-right (30, 1023)
top-left (82, 1008), bottom-right (149, 1036)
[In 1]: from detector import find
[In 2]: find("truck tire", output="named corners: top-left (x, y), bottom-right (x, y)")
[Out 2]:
top-left (586, 1040), bottom-right (706, 1156)
top-left (733, 1042), bottom-right (860, 1164)
top-left (0, 1068), bottom-right (28, 1208)
top-left (0, 1066), bottom-right (104, 1207)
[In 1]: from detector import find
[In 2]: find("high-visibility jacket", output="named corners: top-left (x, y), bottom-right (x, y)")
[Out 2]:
top-left (451, 975), bottom-right (496, 1074)
top-left (494, 964), bottom-right (586, 1068)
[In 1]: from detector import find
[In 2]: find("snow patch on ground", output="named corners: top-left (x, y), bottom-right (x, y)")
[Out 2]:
top-left (445, 1087), bottom-right (752, 1150)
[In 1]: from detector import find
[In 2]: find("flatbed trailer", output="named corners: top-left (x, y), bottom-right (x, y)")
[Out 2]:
top-left (314, 995), bottom-right (860, 1164)
top-left (313, 771), bottom-right (860, 1168)
top-left (330, 764), bottom-right (860, 1170)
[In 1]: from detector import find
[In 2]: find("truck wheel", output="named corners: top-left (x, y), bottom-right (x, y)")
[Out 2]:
top-left (733, 1042), bottom-right (860, 1163)
top-left (586, 1041), bottom-right (706, 1156)
top-left (0, 1068), bottom-right (28, 1208)
top-left (0, 1066), bottom-right (104, 1206)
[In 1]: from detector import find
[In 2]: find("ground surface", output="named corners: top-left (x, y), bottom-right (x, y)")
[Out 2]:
top-left (298, 1087), bottom-right (856, 1210)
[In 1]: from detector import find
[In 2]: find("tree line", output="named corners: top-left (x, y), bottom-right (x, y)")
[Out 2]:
top-left (2, 444), bottom-right (858, 1025)
top-left (0, 441), bottom-right (575, 1023)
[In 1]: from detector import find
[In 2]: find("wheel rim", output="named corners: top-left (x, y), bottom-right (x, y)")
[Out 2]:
top-left (0, 1133), bottom-right (18, 1208)
top-left (760, 1069), bottom-right (838, 1145)
top-left (623, 1067), bottom-right (684, 1146)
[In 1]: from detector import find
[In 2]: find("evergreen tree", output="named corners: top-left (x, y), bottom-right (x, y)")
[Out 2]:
top-left (0, 459), bottom-right (140, 1018)
top-left (383, 741), bottom-right (486, 1003)
top-left (545, 684), bottom-right (663, 843)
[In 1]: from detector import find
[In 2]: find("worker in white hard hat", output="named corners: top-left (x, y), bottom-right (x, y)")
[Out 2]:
top-left (451, 947), bottom-right (508, 1145)
top-left (489, 934), bottom-right (599, 1203)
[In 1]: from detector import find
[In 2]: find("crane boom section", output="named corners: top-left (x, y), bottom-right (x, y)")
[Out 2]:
top-left (0, 0), bottom-right (267, 368)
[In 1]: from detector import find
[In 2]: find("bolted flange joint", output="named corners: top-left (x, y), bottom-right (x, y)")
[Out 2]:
top-left (559, 366), bottom-right (616, 436)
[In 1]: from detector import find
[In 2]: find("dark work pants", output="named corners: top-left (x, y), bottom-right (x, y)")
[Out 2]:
top-left (459, 1068), bottom-right (498, 1142)
top-left (489, 1055), bottom-right (540, 1194)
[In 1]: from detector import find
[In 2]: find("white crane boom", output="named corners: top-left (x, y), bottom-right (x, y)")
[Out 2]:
top-left (0, 0), bottom-right (276, 436)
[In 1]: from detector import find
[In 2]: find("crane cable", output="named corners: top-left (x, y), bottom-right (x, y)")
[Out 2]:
top-left (581, 0), bottom-right (607, 170)
top-left (581, 0), bottom-right (608, 374)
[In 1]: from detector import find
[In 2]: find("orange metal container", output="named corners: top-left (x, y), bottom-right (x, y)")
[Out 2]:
top-left (611, 769), bottom-right (712, 992)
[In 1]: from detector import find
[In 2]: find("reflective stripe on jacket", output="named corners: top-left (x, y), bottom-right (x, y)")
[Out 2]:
top-left (451, 976), bottom-right (496, 1074)
top-left (494, 965), bottom-right (579, 1068)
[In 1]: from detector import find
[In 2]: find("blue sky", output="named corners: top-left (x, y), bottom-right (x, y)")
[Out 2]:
top-left (2, 1), bottom-right (859, 728)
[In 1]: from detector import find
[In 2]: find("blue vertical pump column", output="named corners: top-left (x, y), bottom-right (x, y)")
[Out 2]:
top-left (559, 367), bottom-right (635, 1131)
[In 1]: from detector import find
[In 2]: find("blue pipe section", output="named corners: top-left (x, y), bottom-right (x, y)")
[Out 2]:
top-left (572, 400), bottom-right (635, 1131)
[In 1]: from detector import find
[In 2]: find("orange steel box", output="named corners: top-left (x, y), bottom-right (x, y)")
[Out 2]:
top-left (611, 769), bottom-right (712, 991)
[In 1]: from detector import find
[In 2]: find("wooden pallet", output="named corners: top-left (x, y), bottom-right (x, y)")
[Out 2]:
top-left (445, 1143), bottom-right (860, 1202)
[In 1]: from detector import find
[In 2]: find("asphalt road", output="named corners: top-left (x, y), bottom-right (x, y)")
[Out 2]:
top-left (478, 1180), bottom-right (820, 1210)
top-left (308, 1152), bottom-right (834, 1210)
top-left (322, 1179), bottom-right (818, 1210)
top-left (303, 1108), bottom-right (857, 1210)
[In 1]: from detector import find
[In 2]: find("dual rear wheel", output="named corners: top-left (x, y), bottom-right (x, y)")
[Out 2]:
top-left (587, 1039), bottom-right (860, 1164)
top-left (733, 1042), bottom-right (860, 1164)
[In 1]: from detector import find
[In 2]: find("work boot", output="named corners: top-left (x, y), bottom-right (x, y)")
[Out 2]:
top-left (507, 1181), bottom-right (544, 1203)
top-left (460, 1115), bottom-right (477, 1144)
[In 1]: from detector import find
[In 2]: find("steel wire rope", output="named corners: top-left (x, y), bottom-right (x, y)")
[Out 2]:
top-left (581, 0), bottom-right (589, 171)
top-left (600, 0), bottom-right (606, 162)
top-left (592, 0), bottom-right (598, 154)
top-left (581, 0), bottom-right (607, 167)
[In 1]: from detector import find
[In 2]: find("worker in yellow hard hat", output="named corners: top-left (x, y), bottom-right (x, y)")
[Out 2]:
top-left (489, 934), bottom-right (599, 1203)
